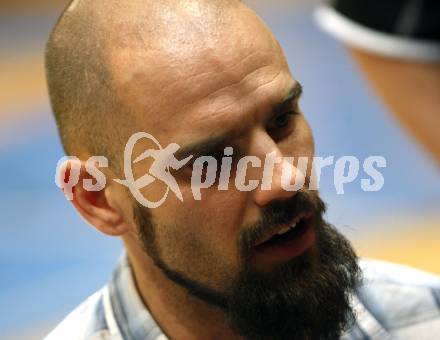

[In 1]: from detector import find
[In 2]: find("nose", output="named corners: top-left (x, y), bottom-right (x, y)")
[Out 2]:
top-left (252, 151), bottom-right (305, 207)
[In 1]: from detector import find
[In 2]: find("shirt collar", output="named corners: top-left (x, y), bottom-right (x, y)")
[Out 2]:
top-left (109, 253), bottom-right (167, 340)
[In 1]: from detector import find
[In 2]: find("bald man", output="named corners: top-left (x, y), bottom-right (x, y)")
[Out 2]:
top-left (45, 1), bottom-right (440, 339)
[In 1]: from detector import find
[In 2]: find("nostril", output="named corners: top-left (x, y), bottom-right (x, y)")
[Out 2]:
top-left (253, 179), bottom-right (297, 207)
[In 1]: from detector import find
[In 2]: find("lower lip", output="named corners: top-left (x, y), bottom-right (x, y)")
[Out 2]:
top-left (254, 218), bottom-right (316, 262)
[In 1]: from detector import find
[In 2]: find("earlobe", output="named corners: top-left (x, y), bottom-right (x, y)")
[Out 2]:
top-left (59, 159), bottom-right (131, 236)
top-left (73, 186), bottom-right (130, 236)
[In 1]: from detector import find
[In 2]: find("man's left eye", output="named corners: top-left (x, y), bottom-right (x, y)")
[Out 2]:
top-left (270, 112), bottom-right (294, 130)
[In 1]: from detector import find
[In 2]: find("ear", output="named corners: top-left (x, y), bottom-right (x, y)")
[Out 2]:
top-left (57, 158), bottom-right (131, 236)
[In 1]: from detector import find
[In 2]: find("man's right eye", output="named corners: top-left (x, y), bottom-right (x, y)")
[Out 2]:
top-left (206, 149), bottom-right (225, 161)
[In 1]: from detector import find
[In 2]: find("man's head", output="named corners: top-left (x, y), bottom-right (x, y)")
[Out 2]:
top-left (46, 1), bottom-right (361, 339)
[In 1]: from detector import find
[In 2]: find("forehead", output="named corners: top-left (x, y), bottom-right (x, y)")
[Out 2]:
top-left (110, 6), bottom-right (293, 144)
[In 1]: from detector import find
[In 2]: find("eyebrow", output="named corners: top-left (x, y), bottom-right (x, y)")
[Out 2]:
top-left (174, 82), bottom-right (303, 160)
top-left (174, 129), bottom-right (240, 160)
top-left (275, 81), bottom-right (303, 114)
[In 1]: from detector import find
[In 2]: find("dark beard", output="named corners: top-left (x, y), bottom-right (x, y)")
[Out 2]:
top-left (133, 192), bottom-right (362, 340)
top-left (228, 224), bottom-right (361, 340)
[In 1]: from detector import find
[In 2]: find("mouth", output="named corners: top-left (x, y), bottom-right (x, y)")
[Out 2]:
top-left (254, 213), bottom-right (316, 262)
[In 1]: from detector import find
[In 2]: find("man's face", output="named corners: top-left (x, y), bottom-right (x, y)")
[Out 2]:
top-left (112, 4), bottom-right (360, 339)
top-left (114, 2), bottom-right (318, 285)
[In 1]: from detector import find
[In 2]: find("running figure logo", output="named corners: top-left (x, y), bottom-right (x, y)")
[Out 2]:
top-left (115, 132), bottom-right (193, 208)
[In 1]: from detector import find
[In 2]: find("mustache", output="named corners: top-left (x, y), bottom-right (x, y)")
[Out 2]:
top-left (238, 191), bottom-right (326, 258)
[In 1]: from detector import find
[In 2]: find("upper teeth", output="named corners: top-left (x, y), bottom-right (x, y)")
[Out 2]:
top-left (277, 223), bottom-right (297, 235)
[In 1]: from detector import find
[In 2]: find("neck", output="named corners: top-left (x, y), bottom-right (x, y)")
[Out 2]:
top-left (124, 240), bottom-right (243, 340)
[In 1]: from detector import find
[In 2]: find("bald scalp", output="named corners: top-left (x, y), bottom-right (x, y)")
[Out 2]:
top-left (45, 0), bottom-right (242, 174)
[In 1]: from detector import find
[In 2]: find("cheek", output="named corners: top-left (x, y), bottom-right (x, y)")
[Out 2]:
top-left (201, 191), bottom-right (249, 242)
top-left (155, 187), bottom-right (248, 259)
top-left (149, 190), bottom-right (247, 286)
top-left (166, 188), bottom-right (247, 238)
